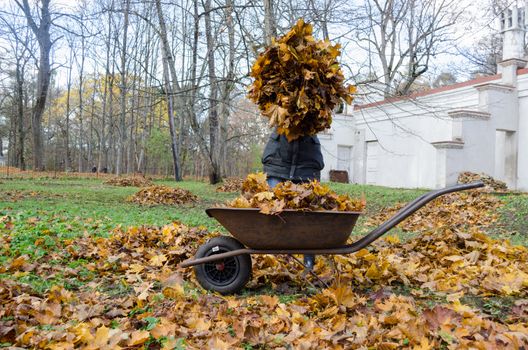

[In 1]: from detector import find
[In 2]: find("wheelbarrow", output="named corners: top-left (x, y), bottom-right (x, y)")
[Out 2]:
top-left (180, 181), bottom-right (484, 294)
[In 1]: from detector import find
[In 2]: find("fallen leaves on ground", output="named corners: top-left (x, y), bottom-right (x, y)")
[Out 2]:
top-left (1, 188), bottom-right (528, 348)
top-left (366, 191), bottom-right (502, 232)
top-left (458, 171), bottom-right (509, 192)
top-left (357, 192), bottom-right (528, 295)
top-left (228, 173), bottom-right (365, 214)
top-left (1, 221), bottom-right (528, 349)
top-left (0, 166), bottom-right (116, 180)
top-left (248, 19), bottom-right (355, 141)
top-left (216, 177), bottom-right (244, 193)
top-left (329, 227), bottom-right (528, 296)
top-left (0, 190), bottom-right (64, 202)
top-left (104, 176), bottom-right (153, 187)
top-left (126, 185), bottom-right (198, 206)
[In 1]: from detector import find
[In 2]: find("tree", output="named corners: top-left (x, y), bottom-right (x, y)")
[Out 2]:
top-left (15, 0), bottom-right (54, 170)
top-left (432, 71), bottom-right (457, 88)
top-left (354, 0), bottom-right (461, 97)
top-left (154, 0), bottom-right (182, 181)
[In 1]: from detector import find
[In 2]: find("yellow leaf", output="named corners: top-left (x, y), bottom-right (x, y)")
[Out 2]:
top-left (365, 263), bottom-right (382, 279)
top-left (128, 263), bottom-right (145, 274)
top-left (149, 254), bottom-right (167, 267)
top-left (128, 330), bottom-right (150, 346)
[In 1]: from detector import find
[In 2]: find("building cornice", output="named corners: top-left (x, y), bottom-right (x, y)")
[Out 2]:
top-left (498, 58), bottom-right (528, 69)
top-left (474, 83), bottom-right (515, 93)
top-left (431, 141), bottom-right (464, 149)
top-left (447, 109), bottom-right (491, 120)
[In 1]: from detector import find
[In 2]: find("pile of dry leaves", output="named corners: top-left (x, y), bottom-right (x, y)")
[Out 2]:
top-left (366, 190), bottom-right (503, 232)
top-left (248, 19), bottom-right (355, 141)
top-left (216, 177), bottom-right (244, 193)
top-left (104, 176), bottom-right (153, 187)
top-left (2, 181), bottom-right (528, 348)
top-left (1, 217), bottom-right (527, 348)
top-left (329, 227), bottom-right (528, 296)
top-left (458, 171), bottom-right (508, 192)
top-left (126, 185), bottom-right (197, 205)
top-left (229, 173), bottom-right (365, 214)
top-left (0, 190), bottom-right (40, 202)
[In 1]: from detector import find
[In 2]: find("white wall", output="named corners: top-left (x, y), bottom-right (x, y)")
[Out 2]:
top-left (353, 84), bottom-right (483, 188)
top-left (517, 73), bottom-right (528, 190)
top-left (319, 114), bottom-right (356, 182)
top-left (321, 70), bottom-right (528, 190)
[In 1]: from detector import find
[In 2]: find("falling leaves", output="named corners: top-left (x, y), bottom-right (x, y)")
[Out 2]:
top-left (104, 176), bottom-right (153, 187)
top-left (248, 19), bottom-right (356, 141)
top-left (228, 173), bottom-right (365, 214)
top-left (126, 185), bottom-right (198, 205)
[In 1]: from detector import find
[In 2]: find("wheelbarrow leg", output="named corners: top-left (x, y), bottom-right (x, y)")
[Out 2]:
top-left (303, 255), bottom-right (315, 271)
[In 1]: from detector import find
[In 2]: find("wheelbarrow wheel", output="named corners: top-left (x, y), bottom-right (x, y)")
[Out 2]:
top-left (193, 236), bottom-right (251, 295)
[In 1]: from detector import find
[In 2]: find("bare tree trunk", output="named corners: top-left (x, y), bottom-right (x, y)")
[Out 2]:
top-left (15, 60), bottom-right (26, 170)
top-left (154, 0), bottom-right (181, 181)
top-left (116, 0), bottom-right (130, 176)
top-left (263, 0), bottom-right (276, 45)
top-left (219, 0), bottom-right (236, 177)
top-left (137, 7), bottom-right (154, 173)
top-left (77, 15), bottom-right (86, 173)
top-left (88, 74), bottom-right (96, 169)
top-left (64, 47), bottom-right (73, 171)
top-left (204, 0), bottom-right (221, 184)
top-left (98, 1), bottom-right (114, 173)
top-left (16, 0), bottom-right (53, 171)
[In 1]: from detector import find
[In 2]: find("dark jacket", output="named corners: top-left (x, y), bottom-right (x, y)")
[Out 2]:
top-left (262, 129), bottom-right (324, 181)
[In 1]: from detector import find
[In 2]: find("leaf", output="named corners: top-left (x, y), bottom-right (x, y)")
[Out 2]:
top-left (127, 330), bottom-right (150, 346)
top-left (149, 254), bottom-right (167, 267)
top-left (248, 19), bottom-right (356, 140)
top-left (228, 174), bottom-right (365, 214)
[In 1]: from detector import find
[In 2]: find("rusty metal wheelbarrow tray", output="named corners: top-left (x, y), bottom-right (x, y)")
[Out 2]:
top-left (204, 208), bottom-right (361, 250)
top-left (180, 181), bottom-right (484, 269)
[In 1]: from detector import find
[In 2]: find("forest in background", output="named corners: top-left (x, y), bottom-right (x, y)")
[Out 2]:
top-left (0, 0), bottom-right (519, 183)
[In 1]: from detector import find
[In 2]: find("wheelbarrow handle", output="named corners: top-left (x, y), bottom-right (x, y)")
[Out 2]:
top-left (341, 181), bottom-right (485, 252)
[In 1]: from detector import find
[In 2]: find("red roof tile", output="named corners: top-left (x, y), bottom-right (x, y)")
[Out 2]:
top-left (354, 68), bottom-right (528, 111)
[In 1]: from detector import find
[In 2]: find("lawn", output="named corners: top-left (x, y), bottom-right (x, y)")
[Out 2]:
top-left (1, 174), bottom-right (527, 349)
top-left (4, 176), bottom-right (524, 239)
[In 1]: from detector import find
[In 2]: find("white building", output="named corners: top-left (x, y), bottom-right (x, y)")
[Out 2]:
top-left (321, 5), bottom-right (528, 191)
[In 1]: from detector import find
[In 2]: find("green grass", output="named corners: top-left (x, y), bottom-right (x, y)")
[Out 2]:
top-left (0, 178), bottom-right (235, 232)
top-left (1, 176), bottom-right (527, 311)
top-left (1, 177), bottom-right (526, 244)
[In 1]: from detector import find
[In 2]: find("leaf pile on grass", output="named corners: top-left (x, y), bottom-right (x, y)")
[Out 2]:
top-left (329, 228), bottom-right (528, 296)
top-left (2, 218), bottom-right (528, 348)
top-left (126, 185), bottom-right (198, 206)
top-left (215, 177), bottom-right (244, 193)
top-left (229, 173), bottom-right (365, 214)
top-left (248, 19), bottom-right (356, 141)
top-left (0, 190), bottom-right (45, 202)
top-left (2, 212), bottom-right (528, 348)
top-left (458, 171), bottom-right (508, 192)
top-left (104, 175), bottom-right (153, 187)
top-left (0, 166), bottom-right (26, 175)
top-left (366, 191), bottom-right (502, 232)
top-left (0, 167), bottom-right (116, 180)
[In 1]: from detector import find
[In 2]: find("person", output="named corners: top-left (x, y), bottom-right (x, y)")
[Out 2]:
top-left (262, 128), bottom-right (324, 270)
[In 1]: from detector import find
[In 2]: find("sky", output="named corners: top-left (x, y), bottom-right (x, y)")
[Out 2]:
top-left (1, 0), bottom-right (524, 88)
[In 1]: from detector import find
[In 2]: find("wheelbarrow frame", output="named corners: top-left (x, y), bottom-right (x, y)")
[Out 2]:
top-left (180, 181), bottom-right (484, 269)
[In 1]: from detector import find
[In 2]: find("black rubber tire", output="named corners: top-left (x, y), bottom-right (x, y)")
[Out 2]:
top-left (193, 236), bottom-right (252, 295)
